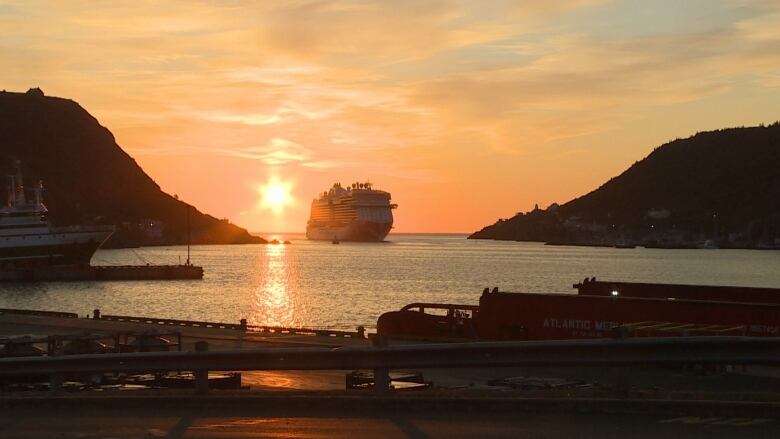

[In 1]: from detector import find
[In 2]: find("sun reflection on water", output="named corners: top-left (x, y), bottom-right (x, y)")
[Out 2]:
top-left (252, 241), bottom-right (300, 327)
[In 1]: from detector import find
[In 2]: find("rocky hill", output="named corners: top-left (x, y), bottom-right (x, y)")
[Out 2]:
top-left (0, 88), bottom-right (265, 247)
top-left (470, 123), bottom-right (780, 249)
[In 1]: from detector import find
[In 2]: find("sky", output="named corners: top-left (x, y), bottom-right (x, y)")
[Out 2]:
top-left (1, 0), bottom-right (780, 233)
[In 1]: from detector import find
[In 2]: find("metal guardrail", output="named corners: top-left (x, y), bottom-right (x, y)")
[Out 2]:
top-left (0, 308), bottom-right (79, 319)
top-left (246, 324), bottom-right (364, 338)
top-left (98, 314), bottom-right (365, 338)
top-left (0, 336), bottom-right (777, 394)
top-left (100, 314), bottom-right (246, 330)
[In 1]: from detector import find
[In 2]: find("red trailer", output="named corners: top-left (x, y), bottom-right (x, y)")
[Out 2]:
top-left (476, 291), bottom-right (779, 340)
top-left (377, 288), bottom-right (780, 341)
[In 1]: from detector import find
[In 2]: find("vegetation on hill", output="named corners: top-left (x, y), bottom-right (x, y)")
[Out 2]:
top-left (470, 123), bottom-right (780, 249)
top-left (0, 88), bottom-right (265, 247)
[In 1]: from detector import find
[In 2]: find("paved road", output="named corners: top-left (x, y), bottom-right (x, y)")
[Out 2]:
top-left (0, 407), bottom-right (775, 438)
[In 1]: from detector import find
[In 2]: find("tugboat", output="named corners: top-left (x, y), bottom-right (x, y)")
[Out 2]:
top-left (0, 162), bottom-right (114, 267)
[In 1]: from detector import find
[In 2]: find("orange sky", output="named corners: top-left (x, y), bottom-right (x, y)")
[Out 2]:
top-left (2, 1), bottom-right (780, 233)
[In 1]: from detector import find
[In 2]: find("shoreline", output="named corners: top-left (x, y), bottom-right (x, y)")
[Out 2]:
top-left (468, 236), bottom-right (780, 251)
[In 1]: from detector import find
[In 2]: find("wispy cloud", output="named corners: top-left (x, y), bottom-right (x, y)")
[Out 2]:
top-left (218, 138), bottom-right (310, 165)
top-left (0, 4), bottom-right (17, 15)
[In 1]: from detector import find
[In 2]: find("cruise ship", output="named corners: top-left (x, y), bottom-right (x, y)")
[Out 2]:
top-left (0, 163), bottom-right (114, 267)
top-left (306, 182), bottom-right (396, 242)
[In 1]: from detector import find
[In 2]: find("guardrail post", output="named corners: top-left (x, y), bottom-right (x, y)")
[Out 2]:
top-left (611, 330), bottom-right (629, 396)
top-left (372, 335), bottom-right (390, 393)
top-left (49, 345), bottom-right (63, 394)
top-left (50, 372), bottom-right (63, 394)
top-left (194, 341), bottom-right (209, 394)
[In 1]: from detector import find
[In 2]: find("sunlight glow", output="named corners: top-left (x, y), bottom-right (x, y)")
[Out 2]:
top-left (258, 177), bottom-right (294, 214)
top-left (253, 242), bottom-right (293, 327)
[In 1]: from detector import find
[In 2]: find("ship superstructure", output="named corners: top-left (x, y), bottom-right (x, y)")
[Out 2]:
top-left (306, 182), bottom-right (396, 242)
top-left (0, 162), bottom-right (114, 267)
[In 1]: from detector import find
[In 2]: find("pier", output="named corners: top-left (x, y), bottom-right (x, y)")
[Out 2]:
top-left (0, 264), bottom-right (203, 282)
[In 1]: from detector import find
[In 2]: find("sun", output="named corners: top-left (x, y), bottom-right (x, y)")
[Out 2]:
top-left (265, 185), bottom-right (287, 205)
top-left (258, 177), bottom-right (293, 213)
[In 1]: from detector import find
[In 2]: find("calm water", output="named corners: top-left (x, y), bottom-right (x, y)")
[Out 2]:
top-left (0, 234), bottom-right (778, 330)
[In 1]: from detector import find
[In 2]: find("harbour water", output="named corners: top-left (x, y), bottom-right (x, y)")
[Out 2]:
top-left (0, 234), bottom-right (778, 330)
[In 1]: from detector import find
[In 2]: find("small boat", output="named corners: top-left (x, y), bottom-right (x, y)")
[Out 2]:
top-left (696, 239), bottom-right (718, 249)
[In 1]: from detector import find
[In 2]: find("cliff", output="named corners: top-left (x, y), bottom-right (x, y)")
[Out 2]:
top-left (0, 88), bottom-right (265, 247)
top-left (470, 123), bottom-right (780, 248)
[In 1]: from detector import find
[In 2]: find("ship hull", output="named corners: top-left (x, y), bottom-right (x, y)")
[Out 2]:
top-left (0, 228), bottom-right (114, 267)
top-left (306, 221), bottom-right (392, 242)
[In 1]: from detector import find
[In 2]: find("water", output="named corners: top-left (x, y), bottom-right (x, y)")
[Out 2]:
top-left (0, 234), bottom-right (778, 330)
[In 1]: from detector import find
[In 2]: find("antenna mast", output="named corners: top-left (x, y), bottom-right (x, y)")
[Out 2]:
top-left (186, 204), bottom-right (191, 266)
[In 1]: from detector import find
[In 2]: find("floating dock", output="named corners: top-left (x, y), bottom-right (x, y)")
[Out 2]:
top-left (0, 264), bottom-right (203, 282)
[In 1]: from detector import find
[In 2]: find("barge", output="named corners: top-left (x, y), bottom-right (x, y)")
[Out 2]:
top-left (377, 280), bottom-right (780, 341)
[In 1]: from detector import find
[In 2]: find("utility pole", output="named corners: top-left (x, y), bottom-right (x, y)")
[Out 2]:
top-left (186, 203), bottom-right (191, 266)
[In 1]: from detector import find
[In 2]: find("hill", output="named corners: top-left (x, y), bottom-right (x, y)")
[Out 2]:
top-left (0, 88), bottom-right (265, 247)
top-left (470, 123), bottom-right (780, 249)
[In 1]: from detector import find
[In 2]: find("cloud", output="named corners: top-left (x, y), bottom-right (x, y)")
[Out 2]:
top-left (406, 22), bottom-right (780, 152)
top-left (221, 138), bottom-right (311, 165)
top-left (0, 4), bottom-right (17, 15)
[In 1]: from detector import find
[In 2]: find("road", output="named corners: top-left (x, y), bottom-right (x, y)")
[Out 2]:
top-left (0, 407), bottom-right (775, 438)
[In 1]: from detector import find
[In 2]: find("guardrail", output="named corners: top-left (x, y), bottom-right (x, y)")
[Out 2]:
top-left (246, 324), bottom-right (364, 338)
top-left (100, 314), bottom-right (246, 330)
top-left (98, 313), bottom-right (365, 338)
top-left (0, 308), bottom-right (79, 319)
top-left (0, 336), bottom-right (777, 394)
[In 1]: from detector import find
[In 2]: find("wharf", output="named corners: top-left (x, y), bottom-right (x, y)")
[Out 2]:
top-left (0, 264), bottom-right (203, 282)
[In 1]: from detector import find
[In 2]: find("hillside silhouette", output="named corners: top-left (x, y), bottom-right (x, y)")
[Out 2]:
top-left (0, 88), bottom-right (265, 247)
top-left (470, 123), bottom-right (780, 249)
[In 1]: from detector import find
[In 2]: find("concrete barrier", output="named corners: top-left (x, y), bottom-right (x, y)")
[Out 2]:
top-left (0, 336), bottom-right (777, 395)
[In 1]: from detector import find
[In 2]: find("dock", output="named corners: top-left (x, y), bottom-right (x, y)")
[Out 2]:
top-left (0, 264), bottom-right (203, 282)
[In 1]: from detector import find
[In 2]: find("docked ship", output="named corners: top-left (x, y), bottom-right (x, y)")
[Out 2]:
top-left (0, 163), bottom-right (114, 267)
top-left (306, 182), bottom-right (396, 242)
